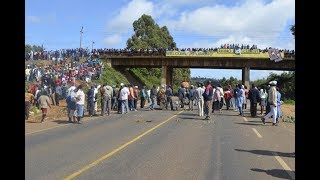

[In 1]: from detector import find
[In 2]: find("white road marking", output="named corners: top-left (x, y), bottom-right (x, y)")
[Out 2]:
top-left (272, 152), bottom-right (295, 179)
top-left (26, 124), bottom-right (70, 135)
top-left (243, 117), bottom-right (248, 121)
top-left (252, 128), bottom-right (262, 138)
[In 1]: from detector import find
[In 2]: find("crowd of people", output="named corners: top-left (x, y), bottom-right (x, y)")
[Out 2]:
top-left (25, 73), bottom-right (282, 126)
top-left (25, 45), bottom-right (295, 61)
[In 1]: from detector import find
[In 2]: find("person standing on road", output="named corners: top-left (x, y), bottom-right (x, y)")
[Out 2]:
top-left (248, 84), bottom-right (261, 117)
top-left (259, 87), bottom-right (267, 115)
top-left (188, 85), bottom-right (196, 111)
top-left (196, 83), bottom-right (205, 116)
top-left (55, 83), bottom-right (62, 106)
top-left (87, 85), bottom-right (95, 117)
top-left (276, 87), bottom-right (282, 123)
top-left (25, 90), bottom-right (35, 120)
top-left (224, 86), bottom-right (232, 110)
top-left (149, 85), bottom-right (157, 110)
top-left (75, 84), bottom-right (85, 123)
top-left (165, 85), bottom-right (174, 111)
top-left (203, 81), bottom-right (213, 120)
top-left (235, 84), bottom-right (244, 116)
top-left (178, 84), bottom-right (186, 109)
top-left (93, 84), bottom-right (101, 115)
top-left (158, 85), bottom-right (166, 110)
top-left (119, 84), bottom-right (130, 114)
top-left (261, 81), bottom-right (278, 126)
top-left (128, 84), bottom-right (135, 111)
top-left (112, 85), bottom-right (119, 111)
top-left (140, 86), bottom-right (147, 109)
top-left (66, 88), bottom-right (77, 123)
top-left (133, 86), bottom-right (139, 111)
top-left (101, 83), bottom-right (113, 116)
top-left (38, 91), bottom-right (51, 123)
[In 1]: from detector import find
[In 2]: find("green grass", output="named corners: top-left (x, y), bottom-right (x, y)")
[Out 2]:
top-left (101, 66), bottom-right (129, 86)
top-left (283, 99), bottom-right (295, 105)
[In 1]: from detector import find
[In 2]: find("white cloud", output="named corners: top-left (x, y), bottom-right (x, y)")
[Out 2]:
top-left (107, 0), bottom-right (155, 33)
top-left (165, 0), bottom-right (295, 49)
top-left (27, 16), bottom-right (41, 23)
top-left (104, 34), bottom-right (122, 46)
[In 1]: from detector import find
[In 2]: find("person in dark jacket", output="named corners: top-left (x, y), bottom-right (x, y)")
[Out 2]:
top-left (87, 86), bottom-right (95, 117)
top-left (248, 84), bottom-right (261, 117)
top-left (203, 81), bottom-right (213, 120)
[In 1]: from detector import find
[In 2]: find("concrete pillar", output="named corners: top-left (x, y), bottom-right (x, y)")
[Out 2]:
top-left (161, 65), bottom-right (173, 86)
top-left (166, 66), bottom-right (173, 86)
top-left (242, 67), bottom-right (250, 88)
top-left (161, 65), bottom-right (167, 86)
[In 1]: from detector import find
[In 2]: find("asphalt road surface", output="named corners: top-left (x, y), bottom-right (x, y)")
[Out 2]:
top-left (26, 106), bottom-right (295, 180)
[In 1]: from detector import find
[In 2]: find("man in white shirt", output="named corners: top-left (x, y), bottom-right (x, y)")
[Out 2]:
top-left (75, 85), bottom-right (85, 123)
top-left (195, 83), bottom-right (205, 116)
top-left (119, 84), bottom-right (130, 114)
top-left (93, 84), bottom-right (101, 115)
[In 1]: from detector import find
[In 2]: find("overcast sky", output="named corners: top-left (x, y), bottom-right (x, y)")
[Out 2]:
top-left (26, 0), bottom-right (295, 80)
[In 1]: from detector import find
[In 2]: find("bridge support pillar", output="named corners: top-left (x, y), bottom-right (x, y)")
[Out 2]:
top-left (161, 66), bottom-right (173, 86)
top-left (242, 67), bottom-right (250, 88)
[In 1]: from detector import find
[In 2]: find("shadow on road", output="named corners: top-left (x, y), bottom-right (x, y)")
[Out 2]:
top-left (234, 122), bottom-right (264, 126)
top-left (235, 148), bottom-right (295, 158)
top-left (251, 168), bottom-right (295, 180)
top-left (52, 120), bottom-right (72, 124)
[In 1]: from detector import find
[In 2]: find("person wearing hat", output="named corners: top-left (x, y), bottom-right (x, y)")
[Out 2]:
top-left (261, 81), bottom-right (278, 126)
top-left (133, 86), bottom-right (139, 111)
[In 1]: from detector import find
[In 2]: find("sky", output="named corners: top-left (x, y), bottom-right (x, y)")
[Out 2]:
top-left (25, 0), bottom-right (295, 81)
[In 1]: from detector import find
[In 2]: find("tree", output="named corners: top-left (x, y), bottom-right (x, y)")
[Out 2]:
top-left (25, 44), bottom-right (32, 54)
top-left (126, 14), bottom-right (189, 88)
top-left (25, 44), bottom-right (44, 53)
top-left (127, 14), bottom-right (176, 49)
top-left (290, 24), bottom-right (295, 38)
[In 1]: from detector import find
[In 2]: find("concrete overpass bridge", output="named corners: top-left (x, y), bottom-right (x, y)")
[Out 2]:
top-left (99, 51), bottom-right (295, 87)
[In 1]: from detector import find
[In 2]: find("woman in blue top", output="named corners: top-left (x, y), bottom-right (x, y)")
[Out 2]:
top-left (276, 87), bottom-right (282, 123)
top-left (235, 84), bottom-right (244, 116)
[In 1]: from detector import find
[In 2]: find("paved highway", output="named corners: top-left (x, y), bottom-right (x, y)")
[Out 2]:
top-left (25, 107), bottom-right (295, 180)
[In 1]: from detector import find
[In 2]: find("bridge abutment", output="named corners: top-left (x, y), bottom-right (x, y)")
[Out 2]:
top-left (242, 67), bottom-right (250, 88)
top-left (161, 65), bottom-right (173, 86)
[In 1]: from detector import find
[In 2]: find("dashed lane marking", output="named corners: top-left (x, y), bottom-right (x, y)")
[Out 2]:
top-left (63, 111), bottom-right (184, 180)
top-left (252, 128), bottom-right (262, 138)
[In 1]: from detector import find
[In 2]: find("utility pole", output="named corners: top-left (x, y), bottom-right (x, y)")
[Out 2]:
top-left (80, 26), bottom-right (83, 49)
